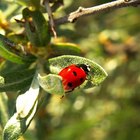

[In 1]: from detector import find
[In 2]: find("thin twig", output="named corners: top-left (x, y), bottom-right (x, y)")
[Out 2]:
top-left (54, 0), bottom-right (140, 25)
top-left (44, 0), bottom-right (57, 38)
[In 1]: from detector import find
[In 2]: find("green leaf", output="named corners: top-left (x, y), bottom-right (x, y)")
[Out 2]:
top-left (0, 69), bottom-right (35, 92)
top-left (0, 61), bottom-right (31, 75)
top-left (47, 55), bottom-right (107, 88)
top-left (48, 43), bottom-right (82, 57)
top-left (0, 34), bottom-right (36, 64)
top-left (0, 76), bottom-right (9, 128)
top-left (3, 75), bottom-right (40, 140)
top-left (2, 114), bottom-right (25, 140)
top-left (38, 74), bottom-right (64, 95)
top-left (0, 34), bottom-right (25, 64)
top-left (23, 8), bottom-right (51, 47)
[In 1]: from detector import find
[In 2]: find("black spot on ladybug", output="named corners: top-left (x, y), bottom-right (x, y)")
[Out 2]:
top-left (67, 82), bottom-right (73, 87)
top-left (73, 71), bottom-right (77, 76)
top-left (80, 78), bottom-right (84, 82)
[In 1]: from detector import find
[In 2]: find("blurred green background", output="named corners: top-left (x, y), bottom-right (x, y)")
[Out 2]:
top-left (0, 0), bottom-right (140, 140)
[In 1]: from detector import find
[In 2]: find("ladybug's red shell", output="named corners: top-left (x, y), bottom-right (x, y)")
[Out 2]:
top-left (58, 64), bottom-right (87, 92)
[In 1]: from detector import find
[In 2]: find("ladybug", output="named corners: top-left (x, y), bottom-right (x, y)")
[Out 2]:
top-left (58, 64), bottom-right (90, 92)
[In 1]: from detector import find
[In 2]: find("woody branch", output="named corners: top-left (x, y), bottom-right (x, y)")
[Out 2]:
top-left (54, 0), bottom-right (140, 25)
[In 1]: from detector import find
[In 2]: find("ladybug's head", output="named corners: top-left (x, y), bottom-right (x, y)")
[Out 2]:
top-left (77, 64), bottom-right (90, 74)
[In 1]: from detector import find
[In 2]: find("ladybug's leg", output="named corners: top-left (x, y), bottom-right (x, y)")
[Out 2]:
top-left (60, 95), bottom-right (65, 99)
top-left (65, 88), bottom-right (74, 93)
top-left (60, 89), bottom-right (74, 99)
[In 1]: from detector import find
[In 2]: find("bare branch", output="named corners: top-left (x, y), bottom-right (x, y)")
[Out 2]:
top-left (54, 0), bottom-right (140, 25)
top-left (44, 0), bottom-right (57, 38)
